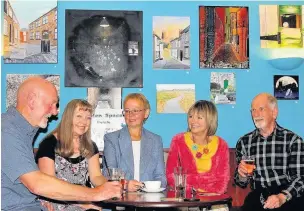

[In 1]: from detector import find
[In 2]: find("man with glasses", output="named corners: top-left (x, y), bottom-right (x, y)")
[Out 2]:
top-left (234, 93), bottom-right (304, 211)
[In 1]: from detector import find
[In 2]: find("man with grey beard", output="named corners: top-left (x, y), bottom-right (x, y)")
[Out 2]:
top-left (234, 93), bottom-right (304, 211)
top-left (2, 76), bottom-right (121, 211)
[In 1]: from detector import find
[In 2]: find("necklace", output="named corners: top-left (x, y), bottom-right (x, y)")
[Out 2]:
top-left (191, 136), bottom-right (210, 159)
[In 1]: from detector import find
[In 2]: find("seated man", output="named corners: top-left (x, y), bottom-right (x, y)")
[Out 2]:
top-left (234, 93), bottom-right (304, 211)
top-left (1, 76), bottom-right (121, 211)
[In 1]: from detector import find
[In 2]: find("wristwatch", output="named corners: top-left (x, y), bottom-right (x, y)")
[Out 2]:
top-left (280, 191), bottom-right (291, 202)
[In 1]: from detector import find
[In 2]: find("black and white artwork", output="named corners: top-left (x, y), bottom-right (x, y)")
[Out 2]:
top-left (274, 75), bottom-right (299, 100)
top-left (65, 9), bottom-right (143, 88)
top-left (87, 88), bottom-right (122, 109)
top-left (6, 74), bottom-right (60, 109)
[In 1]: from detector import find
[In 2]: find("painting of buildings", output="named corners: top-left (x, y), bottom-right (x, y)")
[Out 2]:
top-left (3, 0), bottom-right (57, 63)
top-left (260, 5), bottom-right (304, 48)
top-left (274, 75), bottom-right (299, 100)
top-left (199, 6), bottom-right (249, 69)
top-left (210, 72), bottom-right (236, 104)
top-left (153, 16), bottom-right (190, 69)
top-left (65, 10), bottom-right (143, 88)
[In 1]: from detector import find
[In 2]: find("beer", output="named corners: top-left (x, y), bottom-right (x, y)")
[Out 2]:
top-left (244, 159), bottom-right (255, 176)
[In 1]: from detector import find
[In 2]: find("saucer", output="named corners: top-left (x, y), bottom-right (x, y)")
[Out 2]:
top-left (142, 187), bottom-right (166, 193)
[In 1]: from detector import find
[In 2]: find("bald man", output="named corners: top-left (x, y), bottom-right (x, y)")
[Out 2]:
top-left (2, 77), bottom-right (121, 211)
top-left (234, 93), bottom-right (304, 211)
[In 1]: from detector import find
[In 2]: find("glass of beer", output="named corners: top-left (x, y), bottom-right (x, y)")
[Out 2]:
top-left (242, 155), bottom-right (255, 178)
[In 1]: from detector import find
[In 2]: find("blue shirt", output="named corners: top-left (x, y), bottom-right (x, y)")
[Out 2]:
top-left (1, 108), bottom-right (42, 211)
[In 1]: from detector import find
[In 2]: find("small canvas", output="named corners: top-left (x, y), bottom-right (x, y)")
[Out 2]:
top-left (274, 75), bottom-right (299, 100)
top-left (210, 72), bottom-right (236, 104)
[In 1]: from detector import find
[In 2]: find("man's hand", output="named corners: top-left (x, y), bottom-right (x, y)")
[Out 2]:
top-left (40, 200), bottom-right (54, 211)
top-left (238, 160), bottom-right (256, 178)
top-left (263, 194), bottom-right (286, 209)
top-left (95, 181), bottom-right (122, 201)
top-left (127, 180), bottom-right (144, 192)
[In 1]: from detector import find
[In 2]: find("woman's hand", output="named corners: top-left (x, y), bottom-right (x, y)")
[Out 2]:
top-left (127, 180), bottom-right (144, 192)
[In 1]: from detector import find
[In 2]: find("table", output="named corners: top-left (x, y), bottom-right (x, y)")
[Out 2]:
top-left (94, 190), bottom-right (232, 211)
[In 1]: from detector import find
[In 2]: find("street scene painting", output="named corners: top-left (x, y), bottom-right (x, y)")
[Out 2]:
top-left (65, 10), bottom-right (143, 88)
top-left (153, 16), bottom-right (190, 69)
top-left (260, 5), bottom-right (304, 48)
top-left (156, 84), bottom-right (195, 113)
top-left (210, 72), bottom-right (236, 104)
top-left (274, 75), bottom-right (299, 100)
top-left (3, 0), bottom-right (57, 63)
top-left (6, 74), bottom-right (60, 109)
top-left (87, 88), bottom-right (122, 110)
top-left (199, 6), bottom-right (249, 69)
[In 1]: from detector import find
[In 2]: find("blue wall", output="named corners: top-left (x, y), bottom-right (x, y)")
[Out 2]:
top-left (2, 1), bottom-right (303, 148)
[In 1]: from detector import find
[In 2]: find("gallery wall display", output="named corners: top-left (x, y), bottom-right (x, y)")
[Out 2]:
top-left (65, 9), bottom-right (143, 88)
top-left (260, 5), bottom-right (304, 48)
top-left (87, 87), bottom-right (122, 109)
top-left (199, 6), bottom-right (249, 69)
top-left (210, 72), bottom-right (236, 104)
top-left (274, 75), bottom-right (299, 100)
top-left (6, 74), bottom-right (60, 109)
top-left (152, 16), bottom-right (190, 69)
top-left (156, 84), bottom-right (195, 113)
top-left (3, 0), bottom-right (58, 63)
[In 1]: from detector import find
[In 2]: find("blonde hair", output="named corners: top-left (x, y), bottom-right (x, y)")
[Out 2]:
top-left (51, 99), bottom-right (94, 158)
top-left (187, 100), bottom-right (218, 136)
top-left (123, 93), bottom-right (150, 110)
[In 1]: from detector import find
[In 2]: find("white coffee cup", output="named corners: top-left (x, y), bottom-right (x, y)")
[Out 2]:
top-left (143, 181), bottom-right (161, 190)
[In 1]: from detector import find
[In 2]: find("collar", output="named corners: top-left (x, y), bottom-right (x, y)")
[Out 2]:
top-left (7, 107), bottom-right (39, 138)
top-left (252, 122), bottom-right (282, 139)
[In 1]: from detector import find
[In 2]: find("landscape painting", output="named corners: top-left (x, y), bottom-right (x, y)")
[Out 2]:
top-left (210, 72), bottom-right (236, 104)
top-left (65, 10), bottom-right (143, 88)
top-left (274, 75), bottom-right (299, 100)
top-left (153, 16), bottom-right (190, 69)
top-left (260, 5), bottom-right (304, 48)
top-left (156, 84), bottom-right (195, 113)
top-left (199, 6), bottom-right (249, 68)
top-left (3, 0), bottom-right (57, 63)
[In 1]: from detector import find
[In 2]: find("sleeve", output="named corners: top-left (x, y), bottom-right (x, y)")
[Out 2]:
top-left (152, 135), bottom-right (167, 188)
top-left (286, 134), bottom-right (304, 198)
top-left (234, 137), bottom-right (250, 188)
top-left (166, 135), bottom-right (180, 189)
top-left (35, 135), bottom-right (57, 163)
top-left (2, 131), bottom-right (38, 183)
top-left (102, 133), bottom-right (118, 177)
top-left (200, 139), bottom-right (230, 194)
top-left (92, 141), bottom-right (99, 155)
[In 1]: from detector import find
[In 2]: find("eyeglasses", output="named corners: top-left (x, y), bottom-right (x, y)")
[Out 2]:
top-left (122, 109), bottom-right (145, 116)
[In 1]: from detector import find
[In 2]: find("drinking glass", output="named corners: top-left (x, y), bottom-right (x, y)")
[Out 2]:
top-left (108, 168), bottom-right (120, 181)
top-left (119, 170), bottom-right (127, 192)
top-left (242, 155), bottom-right (255, 178)
top-left (174, 167), bottom-right (187, 198)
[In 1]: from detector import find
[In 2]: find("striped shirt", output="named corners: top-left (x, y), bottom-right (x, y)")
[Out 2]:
top-left (234, 124), bottom-right (304, 198)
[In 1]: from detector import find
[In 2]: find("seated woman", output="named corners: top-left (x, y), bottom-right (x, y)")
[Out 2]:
top-left (103, 93), bottom-right (166, 191)
top-left (166, 100), bottom-right (229, 210)
top-left (36, 99), bottom-right (104, 211)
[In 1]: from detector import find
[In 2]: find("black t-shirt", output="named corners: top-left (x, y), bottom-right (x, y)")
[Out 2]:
top-left (35, 134), bottom-right (99, 163)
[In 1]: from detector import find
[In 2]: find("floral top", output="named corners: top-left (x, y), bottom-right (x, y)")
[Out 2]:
top-left (36, 134), bottom-right (99, 211)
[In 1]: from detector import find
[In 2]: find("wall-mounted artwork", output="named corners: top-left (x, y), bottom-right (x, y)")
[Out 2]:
top-left (6, 74), bottom-right (60, 109)
top-left (199, 6), bottom-right (249, 69)
top-left (153, 16), bottom-right (190, 69)
top-left (87, 88), bottom-right (122, 110)
top-left (260, 5), bottom-right (304, 48)
top-left (210, 72), bottom-right (236, 104)
top-left (274, 75), bottom-right (299, 100)
top-left (65, 10), bottom-right (143, 88)
top-left (156, 84), bottom-right (195, 113)
top-left (3, 0), bottom-right (57, 63)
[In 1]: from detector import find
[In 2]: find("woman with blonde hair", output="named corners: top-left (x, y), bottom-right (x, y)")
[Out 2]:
top-left (36, 99), bottom-right (105, 211)
top-left (103, 93), bottom-right (166, 191)
top-left (166, 100), bottom-right (229, 210)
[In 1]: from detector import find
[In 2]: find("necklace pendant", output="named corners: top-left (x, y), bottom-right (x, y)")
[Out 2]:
top-left (192, 144), bottom-right (198, 151)
top-left (196, 152), bottom-right (202, 158)
top-left (203, 148), bottom-right (209, 154)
